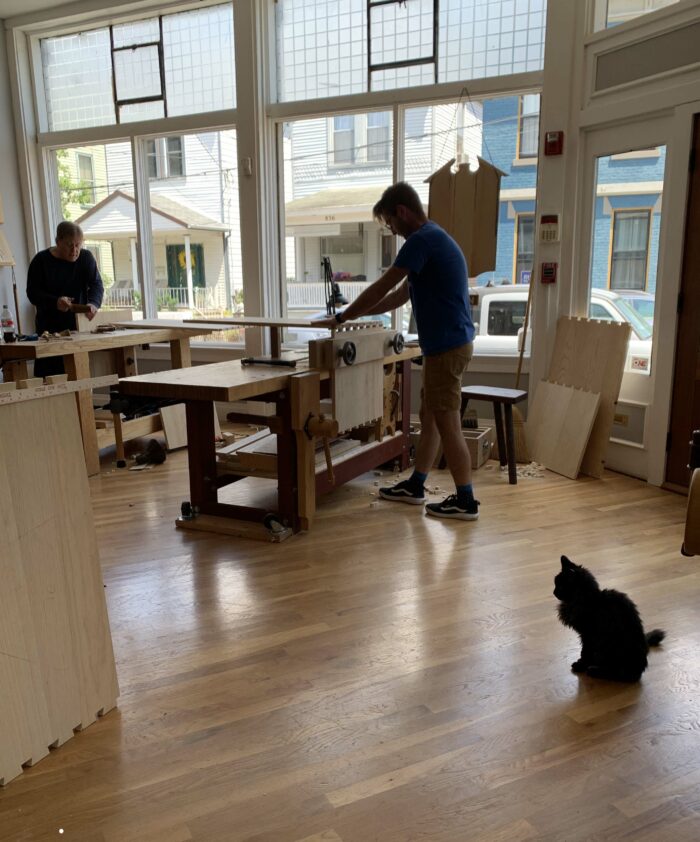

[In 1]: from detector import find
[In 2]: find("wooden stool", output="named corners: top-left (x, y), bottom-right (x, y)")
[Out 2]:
top-left (460, 386), bottom-right (527, 485)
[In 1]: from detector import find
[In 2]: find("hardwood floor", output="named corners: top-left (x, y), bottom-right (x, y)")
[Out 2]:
top-left (1, 447), bottom-right (698, 841)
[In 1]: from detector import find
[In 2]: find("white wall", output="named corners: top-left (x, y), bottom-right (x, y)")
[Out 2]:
top-left (0, 24), bottom-right (30, 335)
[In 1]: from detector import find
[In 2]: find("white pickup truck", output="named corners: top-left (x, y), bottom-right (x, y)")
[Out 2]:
top-left (469, 285), bottom-right (653, 374)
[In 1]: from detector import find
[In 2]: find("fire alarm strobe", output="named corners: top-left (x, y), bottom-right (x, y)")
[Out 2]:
top-left (544, 130), bottom-right (564, 156)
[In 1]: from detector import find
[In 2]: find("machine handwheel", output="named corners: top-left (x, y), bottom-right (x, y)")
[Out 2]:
top-left (340, 341), bottom-right (356, 366)
top-left (391, 332), bottom-right (405, 354)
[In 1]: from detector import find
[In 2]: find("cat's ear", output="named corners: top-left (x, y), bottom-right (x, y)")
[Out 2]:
top-left (561, 555), bottom-right (575, 570)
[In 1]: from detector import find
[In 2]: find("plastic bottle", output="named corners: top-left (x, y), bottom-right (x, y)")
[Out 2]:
top-left (1, 304), bottom-right (16, 343)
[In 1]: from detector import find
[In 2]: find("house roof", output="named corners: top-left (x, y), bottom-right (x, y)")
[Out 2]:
top-left (75, 189), bottom-right (229, 239)
top-left (285, 185), bottom-right (390, 225)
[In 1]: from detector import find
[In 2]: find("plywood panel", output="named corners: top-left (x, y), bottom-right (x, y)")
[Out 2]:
top-left (546, 317), bottom-right (630, 478)
top-left (0, 390), bottom-right (118, 785)
top-left (525, 380), bottom-right (601, 479)
top-left (0, 450), bottom-right (52, 784)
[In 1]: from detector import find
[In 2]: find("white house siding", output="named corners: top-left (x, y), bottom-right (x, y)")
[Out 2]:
top-left (105, 131), bottom-right (240, 311)
top-left (287, 109), bottom-right (446, 294)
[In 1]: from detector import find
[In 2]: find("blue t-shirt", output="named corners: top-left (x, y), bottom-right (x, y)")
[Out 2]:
top-left (394, 220), bottom-right (474, 356)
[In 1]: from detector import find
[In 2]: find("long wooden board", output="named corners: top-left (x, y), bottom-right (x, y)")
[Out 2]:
top-left (526, 380), bottom-right (601, 479)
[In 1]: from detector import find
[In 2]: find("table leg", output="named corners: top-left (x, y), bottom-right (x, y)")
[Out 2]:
top-left (2, 360), bottom-right (29, 381)
top-left (270, 327), bottom-right (282, 359)
top-left (399, 359), bottom-right (412, 470)
top-left (276, 388), bottom-right (298, 531)
top-left (170, 338), bottom-right (192, 368)
top-left (185, 401), bottom-right (218, 511)
top-left (64, 352), bottom-right (100, 476)
top-left (503, 403), bottom-right (517, 485)
top-left (492, 402), bottom-right (507, 470)
top-left (114, 346), bottom-right (137, 378)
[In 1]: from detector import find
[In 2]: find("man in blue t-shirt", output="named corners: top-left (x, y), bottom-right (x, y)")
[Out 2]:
top-left (27, 220), bottom-right (103, 377)
top-left (313, 182), bottom-right (478, 521)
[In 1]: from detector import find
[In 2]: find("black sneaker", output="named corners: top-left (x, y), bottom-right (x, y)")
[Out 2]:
top-left (425, 494), bottom-right (479, 521)
top-left (379, 478), bottom-right (425, 505)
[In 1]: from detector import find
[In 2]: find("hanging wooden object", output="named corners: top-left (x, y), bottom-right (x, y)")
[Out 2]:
top-left (425, 156), bottom-right (506, 276)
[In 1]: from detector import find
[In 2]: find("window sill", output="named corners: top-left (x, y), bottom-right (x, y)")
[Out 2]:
top-left (511, 157), bottom-right (538, 167)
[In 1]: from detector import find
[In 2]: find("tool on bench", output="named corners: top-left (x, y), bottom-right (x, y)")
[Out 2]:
top-left (241, 357), bottom-right (297, 368)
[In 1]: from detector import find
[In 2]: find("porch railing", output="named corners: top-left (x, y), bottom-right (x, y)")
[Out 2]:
top-left (103, 281), bottom-right (373, 314)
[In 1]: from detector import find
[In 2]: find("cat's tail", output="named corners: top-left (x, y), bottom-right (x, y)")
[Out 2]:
top-left (646, 629), bottom-right (666, 647)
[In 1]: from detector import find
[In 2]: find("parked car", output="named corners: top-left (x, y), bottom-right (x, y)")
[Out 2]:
top-left (614, 290), bottom-right (655, 325)
top-left (469, 285), bottom-right (653, 373)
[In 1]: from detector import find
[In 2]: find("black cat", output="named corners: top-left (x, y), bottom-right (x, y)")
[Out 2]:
top-left (554, 555), bottom-right (665, 682)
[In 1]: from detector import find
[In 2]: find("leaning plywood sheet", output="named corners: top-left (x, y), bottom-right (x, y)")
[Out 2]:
top-left (547, 317), bottom-right (630, 478)
top-left (526, 380), bottom-right (601, 479)
top-left (0, 454), bottom-right (52, 785)
top-left (0, 389), bottom-right (118, 785)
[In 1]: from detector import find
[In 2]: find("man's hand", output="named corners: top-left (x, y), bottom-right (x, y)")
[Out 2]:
top-left (57, 296), bottom-right (73, 312)
top-left (86, 304), bottom-right (98, 321)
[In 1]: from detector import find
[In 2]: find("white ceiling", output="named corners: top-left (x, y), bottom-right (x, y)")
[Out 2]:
top-left (0, 0), bottom-right (64, 18)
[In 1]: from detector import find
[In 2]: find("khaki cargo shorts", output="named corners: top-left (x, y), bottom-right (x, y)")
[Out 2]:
top-left (422, 342), bottom-right (473, 412)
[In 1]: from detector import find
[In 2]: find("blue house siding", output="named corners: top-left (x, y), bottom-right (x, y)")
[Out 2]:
top-left (473, 97), bottom-right (537, 285)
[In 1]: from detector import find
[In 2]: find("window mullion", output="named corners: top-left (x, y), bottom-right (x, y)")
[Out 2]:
top-left (131, 137), bottom-right (156, 319)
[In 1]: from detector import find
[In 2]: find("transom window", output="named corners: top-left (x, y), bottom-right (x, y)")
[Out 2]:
top-left (40, 3), bottom-right (235, 131)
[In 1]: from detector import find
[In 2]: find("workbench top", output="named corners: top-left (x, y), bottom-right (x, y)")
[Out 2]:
top-left (119, 345), bottom-right (421, 403)
top-left (0, 324), bottom-right (214, 359)
top-left (119, 358), bottom-right (311, 402)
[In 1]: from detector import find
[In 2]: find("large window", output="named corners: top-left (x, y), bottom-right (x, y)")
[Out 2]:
top-left (610, 209), bottom-right (651, 291)
top-left (589, 147), bottom-right (664, 375)
top-left (145, 130), bottom-right (241, 319)
top-left (282, 110), bottom-right (393, 333)
top-left (40, 4), bottom-right (235, 131)
top-left (275, 0), bottom-right (547, 102)
top-left (51, 142), bottom-right (132, 312)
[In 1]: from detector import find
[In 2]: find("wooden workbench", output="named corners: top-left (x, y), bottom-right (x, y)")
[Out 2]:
top-left (0, 323), bottom-right (213, 475)
top-left (120, 346), bottom-right (420, 539)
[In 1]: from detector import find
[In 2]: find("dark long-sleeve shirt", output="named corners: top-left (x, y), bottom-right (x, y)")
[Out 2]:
top-left (26, 248), bottom-right (103, 333)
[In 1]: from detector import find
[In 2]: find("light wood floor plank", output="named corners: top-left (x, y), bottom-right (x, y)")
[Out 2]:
top-left (0, 446), bottom-right (697, 841)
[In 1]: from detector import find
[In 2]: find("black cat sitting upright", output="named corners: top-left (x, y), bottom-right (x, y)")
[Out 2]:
top-left (554, 555), bottom-right (665, 682)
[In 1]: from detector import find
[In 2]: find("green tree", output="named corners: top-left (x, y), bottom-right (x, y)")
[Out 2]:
top-left (57, 150), bottom-right (93, 220)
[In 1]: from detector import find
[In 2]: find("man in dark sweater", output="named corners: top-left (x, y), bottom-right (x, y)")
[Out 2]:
top-left (27, 221), bottom-right (104, 376)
